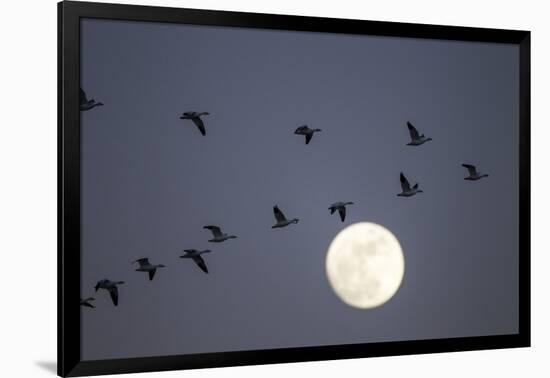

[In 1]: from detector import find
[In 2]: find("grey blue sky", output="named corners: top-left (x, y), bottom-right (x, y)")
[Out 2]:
top-left (80, 18), bottom-right (519, 360)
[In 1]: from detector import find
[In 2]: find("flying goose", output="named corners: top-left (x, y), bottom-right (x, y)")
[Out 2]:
top-left (179, 112), bottom-right (210, 136)
top-left (328, 201), bottom-right (354, 222)
top-left (203, 225), bottom-right (237, 242)
top-left (294, 125), bottom-right (322, 145)
top-left (272, 205), bottom-right (299, 228)
top-left (180, 249), bottom-right (211, 273)
top-left (94, 279), bottom-right (124, 306)
top-left (397, 172), bottom-right (423, 197)
top-left (406, 121), bottom-right (432, 146)
top-left (133, 258), bottom-right (165, 281)
top-left (462, 164), bottom-right (489, 181)
top-left (80, 297), bottom-right (95, 308)
top-left (80, 88), bottom-right (103, 111)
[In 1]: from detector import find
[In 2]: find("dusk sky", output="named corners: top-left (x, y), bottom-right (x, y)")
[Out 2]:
top-left (80, 18), bottom-right (519, 360)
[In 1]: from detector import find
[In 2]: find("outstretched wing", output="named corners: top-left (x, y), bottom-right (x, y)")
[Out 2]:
top-left (204, 225), bottom-right (223, 238)
top-left (329, 206), bottom-right (336, 215)
top-left (305, 133), bottom-right (313, 144)
top-left (338, 207), bottom-right (346, 222)
top-left (133, 258), bottom-right (149, 267)
top-left (192, 255), bottom-right (209, 273)
top-left (462, 164), bottom-right (477, 176)
top-left (407, 121), bottom-right (420, 140)
top-left (80, 297), bottom-right (95, 308)
top-left (80, 88), bottom-right (88, 105)
top-left (191, 117), bottom-right (206, 136)
top-left (107, 286), bottom-right (119, 306)
top-left (80, 300), bottom-right (95, 308)
top-left (400, 172), bottom-right (411, 192)
top-left (273, 206), bottom-right (287, 222)
top-left (148, 268), bottom-right (157, 281)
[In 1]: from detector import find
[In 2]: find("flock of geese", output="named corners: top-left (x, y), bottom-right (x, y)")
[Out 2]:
top-left (79, 89), bottom-right (489, 309)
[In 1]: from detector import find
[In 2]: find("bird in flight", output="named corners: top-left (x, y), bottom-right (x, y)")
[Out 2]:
top-left (294, 125), bottom-right (322, 145)
top-left (462, 164), bottom-right (489, 181)
top-left (328, 201), bottom-right (354, 222)
top-left (397, 172), bottom-right (423, 197)
top-left (406, 121), bottom-right (432, 146)
top-left (132, 258), bottom-right (165, 281)
top-left (203, 225), bottom-right (237, 242)
top-left (80, 297), bottom-right (95, 308)
top-left (272, 205), bottom-right (299, 228)
top-left (80, 88), bottom-right (103, 111)
top-left (179, 112), bottom-right (210, 136)
top-left (180, 249), bottom-right (212, 273)
top-left (94, 279), bottom-right (125, 306)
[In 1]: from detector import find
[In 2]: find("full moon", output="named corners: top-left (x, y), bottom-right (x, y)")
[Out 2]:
top-left (326, 222), bottom-right (405, 309)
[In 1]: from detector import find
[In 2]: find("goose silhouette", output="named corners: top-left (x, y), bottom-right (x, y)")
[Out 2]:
top-left (133, 258), bottom-right (165, 281)
top-left (203, 225), bottom-right (237, 242)
top-left (462, 164), bottom-right (489, 181)
top-left (80, 297), bottom-right (95, 308)
top-left (180, 112), bottom-right (210, 136)
top-left (397, 172), bottom-right (423, 197)
top-left (294, 125), bottom-right (321, 145)
top-left (94, 279), bottom-right (124, 306)
top-left (328, 202), bottom-right (354, 222)
top-left (180, 249), bottom-right (211, 273)
top-left (406, 121), bottom-right (432, 146)
top-left (80, 88), bottom-right (103, 111)
top-left (272, 205), bottom-right (299, 228)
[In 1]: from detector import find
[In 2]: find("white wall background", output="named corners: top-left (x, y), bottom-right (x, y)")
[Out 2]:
top-left (0, 0), bottom-right (546, 377)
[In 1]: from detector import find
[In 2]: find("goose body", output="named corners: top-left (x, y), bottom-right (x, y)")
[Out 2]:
top-left (272, 205), bottom-right (299, 228)
top-left (180, 111), bottom-right (210, 135)
top-left (328, 201), bottom-right (354, 222)
top-left (133, 258), bottom-right (165, 281)
top-left (180, 249), bottom-right (211, 273)
top-left (80, 88), bottom-right (103, 111)
top-left (462, 164), bottom-right (489, 181)
top-left (294, 125), bottom-right (322, 145)
top-left (94, 279), bottom-right (125, 306)
top-left (203, 225), bottom-right (237, 242)
top-left (406, 121), bottom-right (432, 146)
top-left (397, 172), bottom-right (423, 197)
top-left (80, 297), bottom-right (95, 308)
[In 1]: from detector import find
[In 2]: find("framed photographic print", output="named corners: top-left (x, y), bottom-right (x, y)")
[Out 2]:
top-left (58, 1), bottom-right (530, 376)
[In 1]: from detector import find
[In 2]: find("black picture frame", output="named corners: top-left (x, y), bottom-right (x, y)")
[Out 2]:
top-left (58, 1), bottom-right (531, 376)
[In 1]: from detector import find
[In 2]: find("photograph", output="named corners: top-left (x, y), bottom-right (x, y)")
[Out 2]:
top-left (78, 16), bottom-right (523, 360)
